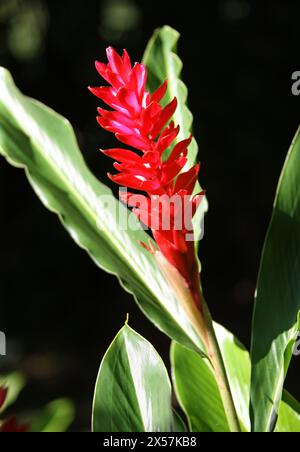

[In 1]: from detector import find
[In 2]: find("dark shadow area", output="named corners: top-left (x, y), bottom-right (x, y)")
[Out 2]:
top-left (0, 0), bottom-right (299, 430)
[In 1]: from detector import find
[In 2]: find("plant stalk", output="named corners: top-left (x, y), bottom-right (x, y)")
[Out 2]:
top-left (197, 284), bottom-right (241, 433)
top-left (155, 252), bottom-right (241, 432)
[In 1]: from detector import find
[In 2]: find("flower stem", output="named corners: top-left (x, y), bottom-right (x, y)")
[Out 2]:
top-left (198, 286), bottom-right (241, 433)
top-left (155, 252), bottom-right (241, 432)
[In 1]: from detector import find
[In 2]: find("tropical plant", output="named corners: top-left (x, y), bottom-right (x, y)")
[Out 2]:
top-left (0, 25), bottom-right (299, 432)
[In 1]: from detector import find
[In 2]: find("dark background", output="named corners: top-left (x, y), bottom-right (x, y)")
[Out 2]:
top-left (0, 0), bottom-right (299, 430)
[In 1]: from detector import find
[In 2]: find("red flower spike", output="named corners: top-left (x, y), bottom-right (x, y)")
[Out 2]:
top-left (90, 48), bottom-right (205, 304)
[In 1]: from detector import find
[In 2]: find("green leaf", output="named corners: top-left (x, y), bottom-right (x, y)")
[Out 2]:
top-left (171, 324), bottom-right (251, 432)
top-left (172, 323), bottom-right (300, 433)
top-left (143, 25), bottom-right (208, 244)
top-left (172, 410), bottom-right (188, 432)
top-left (171, 339), bottom-right (229, 432)
top-left (30, 399), bottom-right (74, 432)
top-left (92, 324), bottom-right (174, 432)
top-left (0, 67), bottom-right (204, 353)
top-left (214, 324), bottom-right (251, 431)
top-left (0, 372), bottom-right (26, 413)
top-left (250, 126), bottom-right (300, 432)
top-left (143, 25), bottom-right (197, 165)
top-left (276, 391), bottom-right (300, 432)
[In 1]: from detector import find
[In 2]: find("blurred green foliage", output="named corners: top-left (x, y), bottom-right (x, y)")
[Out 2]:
top-left (0, 0), bottom-right (48, 61)
top-left (100, 0), bottom-right (141, 41)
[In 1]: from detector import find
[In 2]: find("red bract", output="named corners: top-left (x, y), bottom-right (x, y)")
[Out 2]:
top-left (89, 48), bottom-right (204, 303)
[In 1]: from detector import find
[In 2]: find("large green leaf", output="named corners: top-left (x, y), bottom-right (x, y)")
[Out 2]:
top-left (171, 342), bottom-right (228, 432)
top-left (214, 324), bottom-right (251, 431)
top-left (172, 324), bottom-right (300, 432)
top-left (0, 67), bottom-right (205, 352)
top-left (143, 26), bottom-right (208, 243)
top-left (276, 391), bottom-right (300, 432)
top-left (170, 324), bottom-right (250, 432)
top-left (143, 25), bottom-right (198, 166)
top-left (250, 126), bottom-right (300, 432)
top-left (92, 324), bottom-right (174, 432)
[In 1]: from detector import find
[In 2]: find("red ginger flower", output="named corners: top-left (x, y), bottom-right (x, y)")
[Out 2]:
top-left (89, 47), bottom-right (204, 302)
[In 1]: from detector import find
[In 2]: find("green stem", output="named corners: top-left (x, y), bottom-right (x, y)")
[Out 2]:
top-left (155, 252), bottom-right (241, 432)
top-left (199, 288), bottom-right (241, 433)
